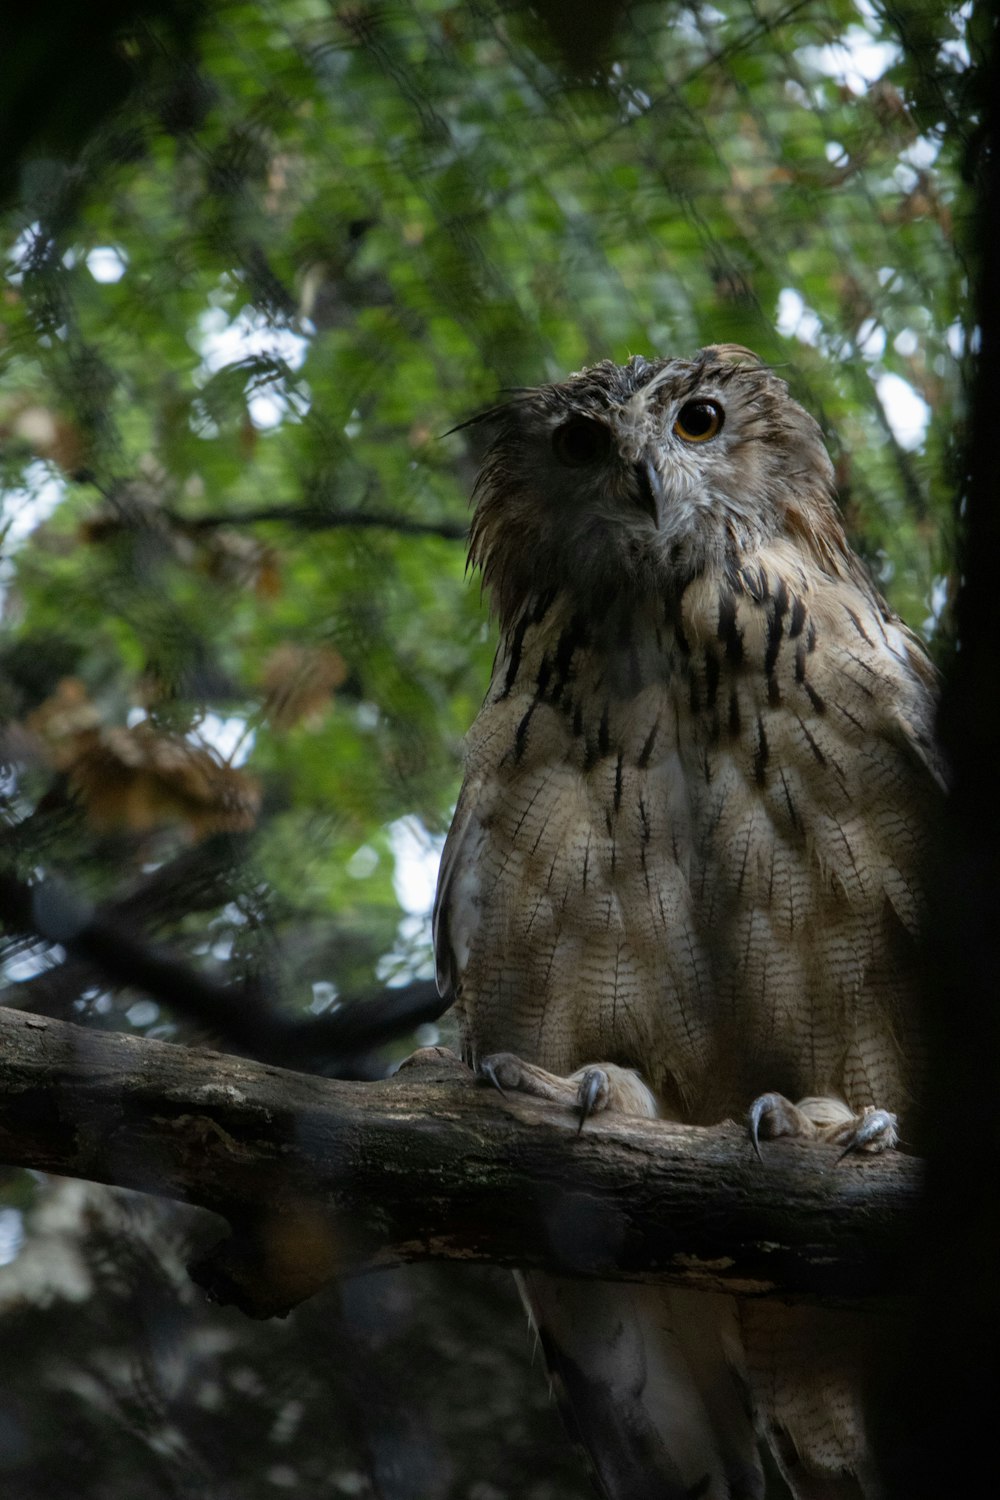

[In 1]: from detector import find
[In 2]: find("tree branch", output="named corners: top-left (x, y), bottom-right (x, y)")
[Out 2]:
top-left (0, 1007), bottom-right (922, 1319)
top-left (169, 505), bottom-right (468, 541)
top-left (0, 869), bottom-right (447, 1073)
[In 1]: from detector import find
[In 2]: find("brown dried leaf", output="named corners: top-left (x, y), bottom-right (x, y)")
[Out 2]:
top-left (200, 529), bottom-right (281, 596)
top-left (66, 723), bottom-right (260, 837)
top-left (260, 643), bottom-right (347, 731)
top-left (25, 677), bottom-right (102, 755)
top-left (2, 401), bottom-right (88, 473)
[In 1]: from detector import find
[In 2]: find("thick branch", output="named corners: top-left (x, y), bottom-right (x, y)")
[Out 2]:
top-left (0, 1006), bottom-right (921, 1318)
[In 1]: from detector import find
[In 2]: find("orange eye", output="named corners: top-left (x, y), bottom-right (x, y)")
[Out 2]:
top-left (673, 399), bottom-right (724, 443)
top-left (552, 417), bottom-right (613, 467)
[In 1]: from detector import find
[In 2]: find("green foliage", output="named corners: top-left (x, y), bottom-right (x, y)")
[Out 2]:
top-left (0, 0), bottom-right (969, 1032)
top-left (0, 4), bottom-right (977, 1497)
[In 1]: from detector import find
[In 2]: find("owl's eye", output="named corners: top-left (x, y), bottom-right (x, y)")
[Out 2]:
top-left (673, 399), bottom-right (724, 443)
top-left (552, 417), bottom-right (613, 467)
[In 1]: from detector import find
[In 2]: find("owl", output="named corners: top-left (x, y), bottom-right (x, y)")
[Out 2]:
top-left (433, 345), bottom-right (941, 1498)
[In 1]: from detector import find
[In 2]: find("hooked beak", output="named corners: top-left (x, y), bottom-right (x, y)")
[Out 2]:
top-left (632, 455), bottom-right (665, 529)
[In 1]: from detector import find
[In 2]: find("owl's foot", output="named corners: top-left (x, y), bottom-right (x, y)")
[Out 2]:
top-left (826, 1106), bottom-right (898, 1159)
top-left (748, 1092), bottom-right (898, 1161)
top-left (478, 1053), bottom-right (658, 1129)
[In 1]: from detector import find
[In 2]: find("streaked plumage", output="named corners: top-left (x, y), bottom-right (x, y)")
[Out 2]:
top-left (434, 346), bottom-right (939, 1498)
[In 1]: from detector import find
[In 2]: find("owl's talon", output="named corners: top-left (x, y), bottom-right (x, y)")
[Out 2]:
top-left (479, 1059), bottom-right (506, 1096)
top-left (833, 1108), bottom-right (898, 1161)
top-left (748, 1095), bottom-right (770, 1161)
top-left (576, 1068), bottom-right (609, 1132)
top-left (477, 1051), bottom-right (584, 1109)
top-left (747, 1091), bottom-right (807, 1160)
top-left (475, 1054), bottom-right (656, 1121)
top-left (749, 1092), bottom-right (899, 1163)
top-left (477, 1052), bottom-right (514, 1096)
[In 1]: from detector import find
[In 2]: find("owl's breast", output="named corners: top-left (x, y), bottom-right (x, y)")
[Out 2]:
top-left (442, 576), bottom-right (929, 1121)
top-left (449, 674), bottom-right (720, 1112)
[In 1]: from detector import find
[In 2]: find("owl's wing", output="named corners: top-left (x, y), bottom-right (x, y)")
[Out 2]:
top-left (885, 619), bottom-right (947, 792)
top-left (432, 773), bottom-right (487, 1015)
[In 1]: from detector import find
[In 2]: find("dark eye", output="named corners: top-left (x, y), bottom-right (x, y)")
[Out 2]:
top-left (673, 399), bottom-right (724, 443)
top-left (552, 417), bottom-right (613, 467)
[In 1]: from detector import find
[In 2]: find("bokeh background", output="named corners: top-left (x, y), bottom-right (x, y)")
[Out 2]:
top-left (0, 2), bottom-right (978, 1496)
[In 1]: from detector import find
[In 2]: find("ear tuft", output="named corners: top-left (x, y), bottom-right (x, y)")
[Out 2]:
top-left (698, 343), bottom-right (762, 367)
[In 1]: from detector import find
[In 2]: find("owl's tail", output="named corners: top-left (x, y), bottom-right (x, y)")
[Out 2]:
top-left (517, 1272), bottom-right (764, 1500)
top-left (742, 1302), bottom-right (885, 1500)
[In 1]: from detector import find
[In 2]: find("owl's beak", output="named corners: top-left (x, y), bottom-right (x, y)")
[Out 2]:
top-left (632, 456), bottom-right (665, 529)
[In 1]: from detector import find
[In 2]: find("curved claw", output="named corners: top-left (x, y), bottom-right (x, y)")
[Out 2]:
top-left (835, 1108), bottom-right (898, 1162)
top-left (478, 1056), bottom-right (507, 1097)
top-left (747, 1092), bottom-right (781, 1162)
top-left (576, 1068), bottom-right (607, 1133)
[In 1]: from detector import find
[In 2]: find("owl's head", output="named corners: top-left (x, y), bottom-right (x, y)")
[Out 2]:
top-left (467, 345), bottom-right (845, 625)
